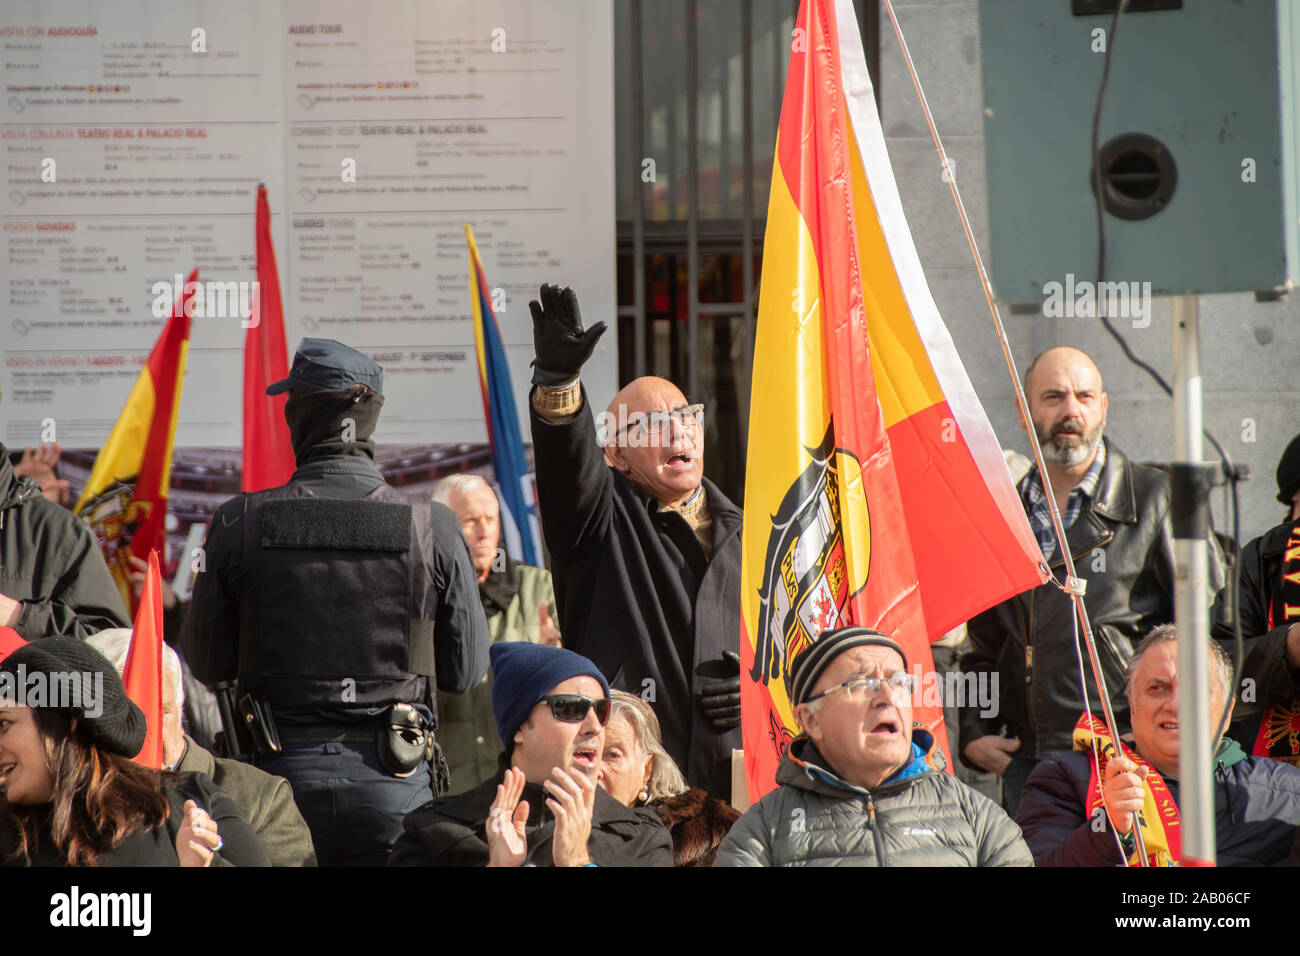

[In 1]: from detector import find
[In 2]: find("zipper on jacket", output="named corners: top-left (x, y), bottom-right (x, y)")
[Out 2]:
top-left (865, 793), bottom-right (888, 866)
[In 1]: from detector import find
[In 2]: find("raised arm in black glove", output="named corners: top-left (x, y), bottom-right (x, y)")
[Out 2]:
top-left (699, 649), bottom-right (742, 732)
top-left (529, 283), bottom-right (608, 386)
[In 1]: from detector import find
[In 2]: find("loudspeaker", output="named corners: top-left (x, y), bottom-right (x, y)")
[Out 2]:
top-left (978, 0), bottom-right (1300, 307)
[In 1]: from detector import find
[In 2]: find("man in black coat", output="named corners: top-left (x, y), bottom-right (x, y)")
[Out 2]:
top-left (0, 443), bottom-right (128, 641)
top-left (1210, 431), bottom-right (1300, 762)
top-left (959, 347), bottom-right (1225, 816)
top-left (387, 642), bottom-right (671, 866)
top-left (525, 284), bottom-right (742, 801)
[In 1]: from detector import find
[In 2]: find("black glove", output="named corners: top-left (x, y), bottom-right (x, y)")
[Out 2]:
top-left (528, 283), bottom-right (607, 386)
top-left (699, 650), bottom-right (742, 732)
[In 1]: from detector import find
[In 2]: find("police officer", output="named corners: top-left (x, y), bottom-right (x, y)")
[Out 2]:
top-left (181, 339), bottom-right (490, 866)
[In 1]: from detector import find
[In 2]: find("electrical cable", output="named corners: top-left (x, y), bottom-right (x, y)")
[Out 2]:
top-left (1088, 0), bottom-right (1245, 757)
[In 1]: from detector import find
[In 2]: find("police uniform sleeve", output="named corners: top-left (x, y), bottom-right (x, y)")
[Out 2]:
top-left (429, 501), bottom-right (490, 695)
top-left (180, 499), bottom-right (244, 687)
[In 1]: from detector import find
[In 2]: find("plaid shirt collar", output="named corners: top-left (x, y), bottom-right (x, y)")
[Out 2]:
top-left (1022, 440), bottom-right (1106, 563)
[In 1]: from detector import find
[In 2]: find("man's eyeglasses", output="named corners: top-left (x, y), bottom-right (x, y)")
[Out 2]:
top-left (615, 404), bottom-right (705, 438)
top-left (538, 694), bottom-right (610, 725)
top-left (805, 671), bottom-right (915, 704)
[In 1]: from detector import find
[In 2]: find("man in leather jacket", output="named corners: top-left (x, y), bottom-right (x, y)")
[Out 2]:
top-left (959, 347), bottom-right (1225, 815)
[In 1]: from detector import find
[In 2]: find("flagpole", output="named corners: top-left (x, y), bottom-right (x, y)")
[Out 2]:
top-left (879, 0), bottom-right (1147, 864)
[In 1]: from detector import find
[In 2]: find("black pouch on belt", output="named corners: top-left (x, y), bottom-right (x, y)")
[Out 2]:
top-left (376, 702), bottom-right (432, 778)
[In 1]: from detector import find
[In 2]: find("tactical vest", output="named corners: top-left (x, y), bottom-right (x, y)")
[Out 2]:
top-left (235, 483), bottom-right (438, 709)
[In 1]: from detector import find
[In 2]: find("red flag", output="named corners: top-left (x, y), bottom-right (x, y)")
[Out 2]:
top-left (0, 627), bottom-right (26, 662)
top-left (123, 550), bottom-right (165, 768)
top-left (242, 184), bottom-right (295, 491)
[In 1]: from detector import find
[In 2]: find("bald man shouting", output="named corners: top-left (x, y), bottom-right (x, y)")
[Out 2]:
top-left (527, 284), bottom-right (743, 801)
top-left (958, 347), bottom-right (1225, 816)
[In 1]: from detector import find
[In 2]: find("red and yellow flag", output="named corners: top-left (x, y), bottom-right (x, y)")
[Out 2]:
top-left (75, 270), bottom-right (197, 614)
top-left (123, 550), bottom-right (166, 769)
top-left (740, 0), bottom-right (1047, 800)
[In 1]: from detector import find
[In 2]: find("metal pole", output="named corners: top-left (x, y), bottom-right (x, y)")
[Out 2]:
top-left (631, 0), bottom-right (647, 379)
top-left (1171, 293), bottom-right (1214, 865)
top-left (687, 0), bottom-right (700, 400)
top-left (879, 0), bottom-right (1144, 862)
top-left (740, 0), bottom-right (755, 435)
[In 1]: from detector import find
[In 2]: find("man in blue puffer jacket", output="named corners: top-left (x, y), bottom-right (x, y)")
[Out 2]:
top-left (1018, 624), bottom-right (1300, 866)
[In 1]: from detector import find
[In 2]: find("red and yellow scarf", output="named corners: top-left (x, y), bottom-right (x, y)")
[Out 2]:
top-left (1073, 713), bottom-right (1181, 867)
top-left (1252, 522), bottom-right (1300, 765)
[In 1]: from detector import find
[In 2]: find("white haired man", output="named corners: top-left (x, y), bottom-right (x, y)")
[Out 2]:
top-left (432, 473), bottom-right (560, 794)
top-left (86, 628), bottom-right (317, 866)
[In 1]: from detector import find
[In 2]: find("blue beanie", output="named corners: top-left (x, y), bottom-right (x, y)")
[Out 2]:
top-left (490, 642), bottom-right (610, 752)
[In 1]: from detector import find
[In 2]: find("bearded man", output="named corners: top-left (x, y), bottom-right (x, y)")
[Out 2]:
top-left (957, 347), bottom-right (1225, 816)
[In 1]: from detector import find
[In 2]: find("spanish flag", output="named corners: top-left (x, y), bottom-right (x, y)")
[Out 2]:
top-left (740, 0), bottom-right (1047, 799)
top-left (466, 224), bottom-right (540, 566)
top-left (75, 270), bottom-right (197, 614)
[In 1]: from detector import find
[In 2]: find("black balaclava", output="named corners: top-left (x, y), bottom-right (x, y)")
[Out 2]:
top-left (284, 387), bottom-right (384, 465)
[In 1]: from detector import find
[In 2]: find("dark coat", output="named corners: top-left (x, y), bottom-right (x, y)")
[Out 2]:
top-left (0, 771), bottom-right (269, 867)
top-left (386, 767), bottom-right (673, 866)
top-left (1211, 518), bottom-right (1300, 752)
top-left (0, 443), bottom-right (129, 641)
top-left (530, 389), bottom-right (743, 798)
top-left (175, 734), bottom-right (317, 866)
top-left (959, 439), bottom-right (1226, 761)
top-left (1016, 740), bottom-right (1300, 866)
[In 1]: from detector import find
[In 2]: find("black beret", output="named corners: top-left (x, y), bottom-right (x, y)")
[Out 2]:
top-left (0, 637), bottom-right (145, 757)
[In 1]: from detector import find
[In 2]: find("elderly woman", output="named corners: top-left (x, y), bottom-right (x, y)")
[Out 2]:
top-left (0, 637), bottom-right (267, 867)
top-left (599, 690), bottom-right (739, 866)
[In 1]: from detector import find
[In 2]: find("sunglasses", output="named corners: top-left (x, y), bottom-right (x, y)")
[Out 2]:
top-left (538, 694), bottom-right (610, 725)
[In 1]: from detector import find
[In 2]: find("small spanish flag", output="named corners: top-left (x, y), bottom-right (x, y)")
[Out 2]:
top-left (739, 0), bottom-right (1047, 800)
top-left (75, 270), bottom-right (197, 614)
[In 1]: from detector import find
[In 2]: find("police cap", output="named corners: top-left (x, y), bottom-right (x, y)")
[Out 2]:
top-left (266, 338), bottom-right (384, 396)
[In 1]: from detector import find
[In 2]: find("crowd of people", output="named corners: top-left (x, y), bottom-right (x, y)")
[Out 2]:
top-left (2, 283), bottom-right (1299, 867)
